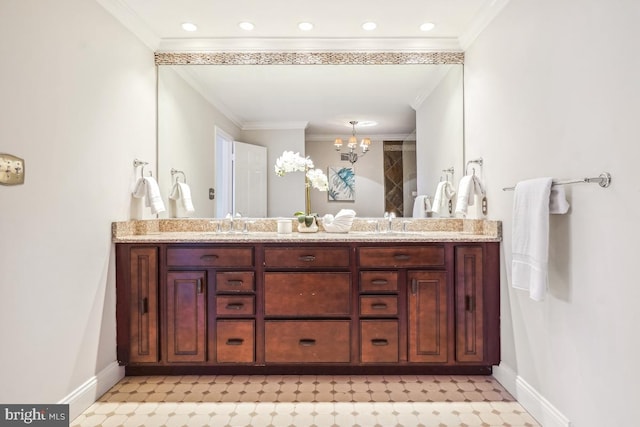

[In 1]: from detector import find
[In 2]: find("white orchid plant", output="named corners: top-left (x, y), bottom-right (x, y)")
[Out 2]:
top-left (274, 151), bottom-right (328, 225)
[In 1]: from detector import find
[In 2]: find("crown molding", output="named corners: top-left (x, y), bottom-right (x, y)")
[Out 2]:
top-left (306, 133), bottom-right (413, 143)
top-left (95, 0), bottom-right (160, 50)
top-left (459, 0), bottom-right (512, 50)
top-left (156, 37), bottom-right (463, 53)
top-left (242, 121), bottom-right (309, 131)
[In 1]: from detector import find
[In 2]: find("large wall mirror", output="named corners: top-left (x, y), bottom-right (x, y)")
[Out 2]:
top-left (157, 52), bottom-right (464, 218)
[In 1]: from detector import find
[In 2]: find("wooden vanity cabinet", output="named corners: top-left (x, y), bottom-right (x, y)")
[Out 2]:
top-left (116, 246), bottom-right (159, 364)
top-left (116, 240), bottom-right (500, 374)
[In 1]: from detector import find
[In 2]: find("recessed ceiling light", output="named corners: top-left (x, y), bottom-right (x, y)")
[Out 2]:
top-left (420, 22), bottom-right (435, 32)
top-left (181, 22), bottom-right (197, 32)
top-left (362, 22), bottom-right (377, 31)
top-left (239, 22), bottom-right (255, 31)
top-left (298, 22), bottom-right (314, 31)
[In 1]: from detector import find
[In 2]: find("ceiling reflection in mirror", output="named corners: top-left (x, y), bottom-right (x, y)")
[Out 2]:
top-left (157, 60), bottom-right (463, 219)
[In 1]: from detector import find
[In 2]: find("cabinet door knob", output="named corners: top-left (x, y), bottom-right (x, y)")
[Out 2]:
top-left (299, 338), bottom-right (316, 347)
top-left (226, 338), bottom-right (244, 346)
top-left (371, 339), bottom-right (389, 346)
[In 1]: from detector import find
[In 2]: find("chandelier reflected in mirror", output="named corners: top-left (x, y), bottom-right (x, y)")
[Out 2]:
top-left (333, 120), bottom-right (371, 164)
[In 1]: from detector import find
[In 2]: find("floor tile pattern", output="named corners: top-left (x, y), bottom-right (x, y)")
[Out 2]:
top-left (72, 375), bottom-right (539, 426)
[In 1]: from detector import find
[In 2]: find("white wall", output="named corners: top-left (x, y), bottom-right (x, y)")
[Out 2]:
top-left (306, 139), bottom-right (385, 217)
top-left (465, 1), bottom-right (640, 425)
top-left (158, 67), bottom-right (242, 218)
top-left (241, 128), bottom-right (306, 217)
top-left (415, 65), bottom-right (464, 198)
top-left (0, 0), bottom-right (156, 417)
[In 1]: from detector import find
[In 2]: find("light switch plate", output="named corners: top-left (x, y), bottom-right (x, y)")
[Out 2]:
top-left (0, 153), bottom-right (25, 185)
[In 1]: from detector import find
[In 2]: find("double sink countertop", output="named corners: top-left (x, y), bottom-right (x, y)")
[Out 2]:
top-left (112, 218), bottom-right (501, 243)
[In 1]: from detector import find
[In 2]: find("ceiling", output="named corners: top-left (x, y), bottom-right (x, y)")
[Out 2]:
top-left (98, 0), bottom-right (509, 137)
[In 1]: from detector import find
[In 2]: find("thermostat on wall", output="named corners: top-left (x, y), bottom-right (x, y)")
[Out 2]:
top-left (0, 153), bottom-right (25, 186)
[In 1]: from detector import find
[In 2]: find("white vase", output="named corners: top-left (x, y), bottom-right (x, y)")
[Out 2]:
top-left (297, 216), bottom-right (319, 233)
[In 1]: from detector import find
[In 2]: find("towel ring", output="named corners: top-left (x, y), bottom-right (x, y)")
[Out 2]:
top-left (133, 159), bottom-right (151, 178)
top-left (465, 158), bottom-right (483, 176)
top-left (171, 168), bottom-right (187, 184)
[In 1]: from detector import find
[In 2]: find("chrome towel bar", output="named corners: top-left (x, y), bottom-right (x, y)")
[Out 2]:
top-left (502, 172), bottom-right (611, 191)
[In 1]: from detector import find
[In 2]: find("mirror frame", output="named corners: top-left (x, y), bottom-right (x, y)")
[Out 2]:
top-left (155, 51), bottom-right (464, 66)
top-left (155, 51), bottom-right (465, 218)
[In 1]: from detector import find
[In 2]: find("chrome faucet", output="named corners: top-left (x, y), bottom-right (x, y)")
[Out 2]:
top-left (384, 211), bottom-right (396, 232)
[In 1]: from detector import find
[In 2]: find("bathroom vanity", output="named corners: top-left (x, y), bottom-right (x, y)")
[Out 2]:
top-left (114, 219), bottom-right (501, 375)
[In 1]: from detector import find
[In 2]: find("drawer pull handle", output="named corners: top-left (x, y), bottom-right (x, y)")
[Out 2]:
top-left (299, 338), bottom-right (316, 347)
top-left (226, 338), bottom-right (244, 346)
top-left (465, 295), bottom-right (475, 312)
top-left (197, 279), bottom-right (203, 294)
top-left (200, 254), bottom-right (219, 261)
top-left (393, 254), bottom-right (411, 261)
top-left (225, 303), bottom-right (244, 310)
top-left (298, 255), bottom-right (316, 262)
top-left (371, 339), bottom-right (389, 346)
top-left (139, 297), bottom-right (148, 314)
top-left (371, 303), bottom-right (388, 310)
top-left (411, 278), bottom-right (417, 295)
top-left (371, 279), bottom-right (389, 285)
top-left (226, 280), bottom-right (244, 286)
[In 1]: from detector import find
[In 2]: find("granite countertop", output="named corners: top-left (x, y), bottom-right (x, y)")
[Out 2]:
top-left (112, 218), bottom-right (501, 243)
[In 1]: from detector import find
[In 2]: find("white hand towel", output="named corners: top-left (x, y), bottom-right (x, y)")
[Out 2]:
top-left (133, 176), bottom-right (166, 214)
top-left (455, 175), bottom-right (485, 217)
top-left (511, 177), bottom-right (553, 301)
top-left (432, 181), bottom-right (456, 217)
top-left (549, 185), bottom-right (570, 214)
top-left (169, 182), bottom-right (195, 213)
top-left (412, 195), bottom-right (429, 218)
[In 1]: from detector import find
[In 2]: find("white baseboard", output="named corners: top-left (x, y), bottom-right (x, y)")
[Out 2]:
top-left (493, 363), bottom-right (571, 427)
top-left (59, 361), bottom-right (125, 421)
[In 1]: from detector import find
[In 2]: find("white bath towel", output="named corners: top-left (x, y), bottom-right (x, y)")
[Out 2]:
top-left (455, 175), bottom-right (485, 217)
top-left (169, 182), bottom-right (195, 213)
top-left (133, 176), bottom-right (166, 214)
top-left (549, 185), bottom-right (570, 214)
top-left (412, 195), bottom-right (431, 218)
top-left (511, 177), bottom-right (553, 301)
top-left (432, 181), bottom-right (456, 217)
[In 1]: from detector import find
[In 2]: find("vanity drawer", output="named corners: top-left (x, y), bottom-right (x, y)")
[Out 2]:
top-left (216, 295), bottom-right (255, 316)
top-left (216, 272), bottom-right (255, 292)
top-left (360, 320), bottom-right (398, 363)
top-left (360, 295), bottom-right (398, 316)
top-left (360, 271), bottom-right (398, 292)
top-left (264, 247), bottom-right (350, 268)
top-left (167, 247), bottom-right (254, 267)
top-left (358, 246), bottom-right (445, 268)
top-left (216, 320), bottom-right (255, 363)
top-left (265, 321), bottom-right (350, 363)
top-left (264, 272), bottom-right (351, 316)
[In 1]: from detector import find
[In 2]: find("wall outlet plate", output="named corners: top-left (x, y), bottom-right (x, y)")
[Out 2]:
top-left (0, 153), bottom-right (25, 186)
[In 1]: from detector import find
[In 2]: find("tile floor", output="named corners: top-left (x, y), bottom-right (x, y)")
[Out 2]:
top-left (72, 375), bottom-right (539, 426)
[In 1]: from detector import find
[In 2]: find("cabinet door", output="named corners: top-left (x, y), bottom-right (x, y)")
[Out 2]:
top-left (455, 246), bottom-right (484, 363)
top-left (408, 271), bottom-right (448, 363)
top-left (166, 271), bottom-right (207, 363)
top-left (129, 247), bottom-right (159, 363)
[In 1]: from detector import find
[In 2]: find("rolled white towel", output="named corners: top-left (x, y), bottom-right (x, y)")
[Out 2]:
top-left (412, 195), bottom-right (430, 218)
top-left (455, 175), bottom-right (485, 217)
top-left (133, 176), bottom-right (166, 214)
top-left (169, 182), bottom-right (195, 213)
top-left (432, 181), bottom-right (456, 217)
